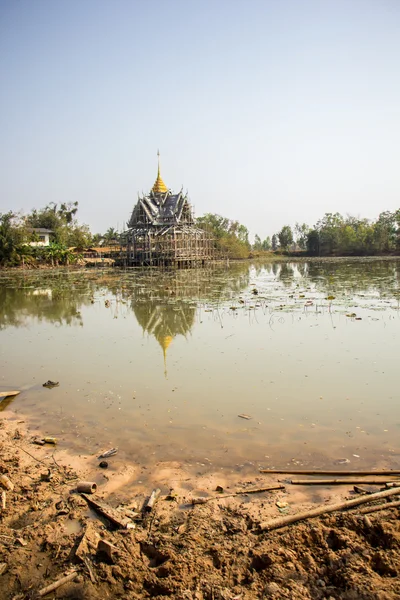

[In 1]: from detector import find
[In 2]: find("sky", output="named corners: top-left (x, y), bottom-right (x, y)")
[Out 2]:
top-left (0, 0), bottom-right (399, 241)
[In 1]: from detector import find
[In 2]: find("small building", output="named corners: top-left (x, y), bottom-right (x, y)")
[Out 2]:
top-left (125, 155), bottom-right (215, 267)
top-left (27, 228), bottom-right (53, 247)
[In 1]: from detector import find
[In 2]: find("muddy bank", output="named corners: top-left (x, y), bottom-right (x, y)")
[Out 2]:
top-left (1, 416), bottom-right (400, 599)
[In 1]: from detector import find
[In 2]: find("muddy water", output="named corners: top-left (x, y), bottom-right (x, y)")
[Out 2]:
top-left (0, 259), bottom-right (399, 472)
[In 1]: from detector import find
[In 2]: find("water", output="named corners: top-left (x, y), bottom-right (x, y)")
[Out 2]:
top-left (1, 259), bottom-right (399, 471)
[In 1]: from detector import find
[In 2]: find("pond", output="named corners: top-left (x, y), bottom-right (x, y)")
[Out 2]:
top-left (1, 259), bottom-right (399, 472)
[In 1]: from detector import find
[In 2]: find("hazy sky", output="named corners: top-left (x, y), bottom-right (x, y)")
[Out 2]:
top-left (1, 0), bottom-right (399, 240)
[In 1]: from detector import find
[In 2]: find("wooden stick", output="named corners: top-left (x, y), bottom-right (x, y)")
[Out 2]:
top-left (192, 495), bottom-right (236, 504)
top-left (260, 469), bottom-right (400, 476)
top-left (192, 485), bottom-right (285, 505)
top-left (259, 487), bottom-right (400, 532)
top-left (290, 479), bottom-right (399, 486)
top-left (38, 571), bottom-right (78, 597)
top-left (357, 500), bottom-right (400, 515)
top-left (235, 484), bottom-right (285, 494)
top-left (1, 492), bottom-right (5, 510)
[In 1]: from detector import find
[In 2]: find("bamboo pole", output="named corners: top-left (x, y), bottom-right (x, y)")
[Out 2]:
top-left (258, 487), bottom-right (400, 532)
top-left (38, 571), bottom-right (78, 597)
top-left (357, 500), bottom-right (400, 515)
top-left (259, 470), bottom-right (400, 476)
top-left (290, 479), bottom-right (399, 486)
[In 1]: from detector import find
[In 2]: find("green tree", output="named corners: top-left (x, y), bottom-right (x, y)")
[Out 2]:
top-left (103, 227), bottom-right (120, 244)
top-left (278, 225), bottom-right (293, 250)
top-left (25, 201), bottom-right (92, 248)
top-left (271, 234), bottom-right (278, 251)
top-left (295, 223), bottom-right (310, 250)
top-left (253, 234), bottom-right (262, 250)
top-left (262, 236), bottom-right (271, 251)
top-left (197, 213), bottom-right (250, 258)
top-left (0, 212), bottom-right (28, 265)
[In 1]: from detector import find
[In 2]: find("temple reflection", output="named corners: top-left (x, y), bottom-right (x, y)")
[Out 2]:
top-left (133, 300), bottom-right (195, 376)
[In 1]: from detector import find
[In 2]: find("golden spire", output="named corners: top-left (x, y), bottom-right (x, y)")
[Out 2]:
top-left (152, 150), bottom-right (168, 194)
top-left (158, 335), bottom-right (173, 378)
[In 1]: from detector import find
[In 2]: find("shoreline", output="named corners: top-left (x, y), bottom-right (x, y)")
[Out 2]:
top-left (1, 411), bottom-right (400, 599)
top-left (1, 253), bottom-right (400, 272)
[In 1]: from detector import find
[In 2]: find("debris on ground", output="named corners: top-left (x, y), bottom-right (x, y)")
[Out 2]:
top-left (0, 417), bottom-right (400, 599)
top-left (42, 381), bottom-right (59, 389)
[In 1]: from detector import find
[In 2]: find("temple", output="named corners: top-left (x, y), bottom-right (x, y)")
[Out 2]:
top-left (125, 153), bottom-right (215, 267)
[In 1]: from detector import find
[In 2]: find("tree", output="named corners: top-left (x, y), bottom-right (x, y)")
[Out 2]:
top-left (253, 234), bottom-right (262, 250)
top-left (373, 211), bottom-right (397, 253)
top-left (25, 201), bottom-right (92, 248)
top-left (271, 234), bottom-right (278, 251)
top-left (103, 227), bottom-right (120, 244)
top-left (306, 229), bottom-right (320, 255)
top-left (0, 212), bottom-right (27, 265)
top-left (295, 223), bottom-right (310, 250)
top-left (262, 236), bottom-right (271, 251)
top-left (197, 213), bottom-right (251, 258)
top-left (278, 225), bottom-right (293, 251)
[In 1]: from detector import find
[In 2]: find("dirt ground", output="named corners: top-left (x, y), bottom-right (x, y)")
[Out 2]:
top-left (0, 415), bottom-right (400, 600)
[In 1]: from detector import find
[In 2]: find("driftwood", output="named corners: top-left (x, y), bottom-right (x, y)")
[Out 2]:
top-left (145, 489), bottom-right (161, 512)
top-left (290, 479), bottom-right (399, 486)
top-left (357, 500), bottom-right (400, 515)
top-left (260, 469), bottom-right (400, 476)
top-left (81, 494), bottom-right (131, 529)
top-left (259, 487), bottom-right (400, 532)
top-left (0, 391), bottom-right (20, 399)
top-left (37, 570), bottom-right (78, 597)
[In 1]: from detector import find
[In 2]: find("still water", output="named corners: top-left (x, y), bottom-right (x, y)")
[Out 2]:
top-left (1, 259), bottom-right (399, 471)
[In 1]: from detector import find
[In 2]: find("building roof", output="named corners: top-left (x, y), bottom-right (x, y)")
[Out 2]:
top-left (28, 228), bottom-right (53, 234)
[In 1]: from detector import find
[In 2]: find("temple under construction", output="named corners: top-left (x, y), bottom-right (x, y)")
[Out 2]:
top-left (125, 154), bottom-right (215, 267)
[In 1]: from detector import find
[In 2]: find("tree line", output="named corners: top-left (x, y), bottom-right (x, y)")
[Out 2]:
top-left (1, 203), bottom-right (399, 267)
top-left (0, 203), bottom-right (119, 267)
top-left (258, 210), bottom-right (400, 256)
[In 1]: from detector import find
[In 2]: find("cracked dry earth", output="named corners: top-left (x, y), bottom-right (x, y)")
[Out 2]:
top-left (0, 419), bottom-right (400, 600)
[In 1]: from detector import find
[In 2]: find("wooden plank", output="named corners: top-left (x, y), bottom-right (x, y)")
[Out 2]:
top-left (81, 494), bottom-right (131, 529)
top-left (0, 391), bottom-right (20, 399)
